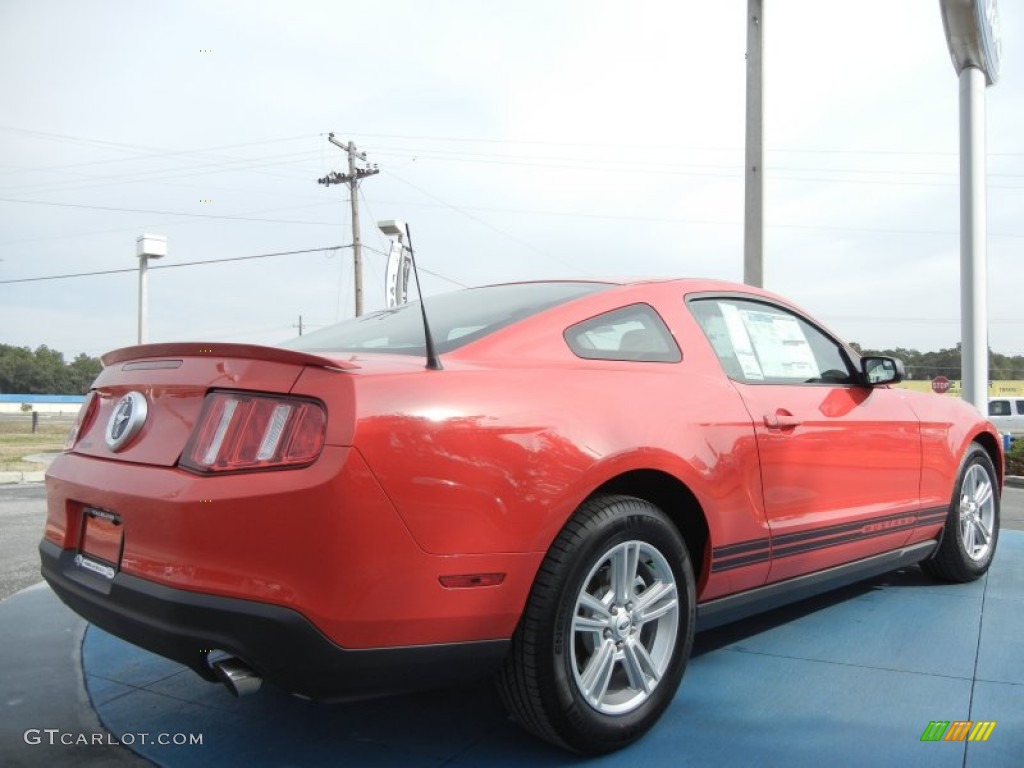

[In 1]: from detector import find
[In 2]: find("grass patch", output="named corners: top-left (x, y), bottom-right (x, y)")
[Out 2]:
top-left (0, 416), bottom-right (71, 472)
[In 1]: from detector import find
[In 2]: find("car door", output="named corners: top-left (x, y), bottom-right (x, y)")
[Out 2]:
top-left (988, 399), bottom-right (1013, 433)
top-left (688, 296), bottom-right (922, 583)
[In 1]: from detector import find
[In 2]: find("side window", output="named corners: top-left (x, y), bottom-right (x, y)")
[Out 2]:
top-left (564, 304), bottom-right (681, 363)
top-left (689, 298), bottom-right (855, 385)
top-left (989, 400), bottom-right (1011, 417)
top-left (1017, 400), bottom-right (1024, 415)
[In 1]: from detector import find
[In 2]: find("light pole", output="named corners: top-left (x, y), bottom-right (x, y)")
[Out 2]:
top-left (743, 0), bottom-right (764, 288)
top-left (136, 234), bottom-right (167, 344)
top-left (378, 219), bottom-right (412, 308)
top-left (375, 219), bottom-right (441, 370)
top-left (939, 0), bottom-right (1001, 413)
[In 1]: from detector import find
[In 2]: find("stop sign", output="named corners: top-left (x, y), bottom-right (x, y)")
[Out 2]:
top-left (932, 376), bottom-right (951, 394)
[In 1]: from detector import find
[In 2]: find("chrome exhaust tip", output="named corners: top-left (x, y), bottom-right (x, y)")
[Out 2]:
top-left (212, 657), bottom-right (263, 697)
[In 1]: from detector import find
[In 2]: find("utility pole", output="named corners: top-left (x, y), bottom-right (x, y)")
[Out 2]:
top-left (743, 0), bottom-right (764, 288)
top-left (318, 134), bottom-right (379, 316)
top-left (295, 315), bottom-right (304, 336)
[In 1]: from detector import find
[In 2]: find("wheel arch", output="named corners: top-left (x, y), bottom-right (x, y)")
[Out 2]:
top-left (589, 469), bottom-right (710, 588)
top-left (970, 430), bottom-right (1004, 488)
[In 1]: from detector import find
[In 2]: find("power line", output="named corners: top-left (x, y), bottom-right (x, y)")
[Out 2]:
top-left (10, 189), bottom-right (1022, 255)
top-left (0, 241), bottom-right (468, 291)
top-left (0, 126), bottom-right (320, 176)
top-left (0, 246), bottom-right (344, 285)
top-left (366, 144), bottom-right (951, 175)
top-left (367, 149), bottom-right (1024, 190)
top-left (0, 150), bottom-right (324, 197)
top-left (0, 197), bottom-right (341, 226)
top-left (382, 169), bottom-right (585, 275)
top-left (5, 125), bottom-right (1023, 197)
top-left (350, 197), bottom-right (1024, 241)
top-left (368, 144), bottom-right (1024, 181)
top-left (338, 130), bottom-right (1024, 158)
top-left (0, 128), bottom-right (335, 201)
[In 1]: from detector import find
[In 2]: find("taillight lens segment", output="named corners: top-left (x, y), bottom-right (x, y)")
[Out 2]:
top-left (64, 391), bottom-right (99, 451)
top-left (180, 392), bottom-right (326, 473)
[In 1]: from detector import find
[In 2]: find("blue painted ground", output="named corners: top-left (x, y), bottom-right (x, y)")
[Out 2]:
top-left (83, 531), bottom-right (1024, 767)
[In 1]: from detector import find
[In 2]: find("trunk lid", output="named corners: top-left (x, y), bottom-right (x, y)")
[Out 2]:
top-left (73, 342), bottom-right (354, 467)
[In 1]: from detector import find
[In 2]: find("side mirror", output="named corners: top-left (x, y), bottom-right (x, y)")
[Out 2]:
top-left (861, 356), bottom-right (904, 386)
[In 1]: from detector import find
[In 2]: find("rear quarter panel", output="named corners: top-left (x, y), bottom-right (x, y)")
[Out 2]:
top-left (349, 283), bottom-right (769, 597)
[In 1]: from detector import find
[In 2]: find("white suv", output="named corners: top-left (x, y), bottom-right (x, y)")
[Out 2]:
top-left (988, 397), bottom-right (1024, 435)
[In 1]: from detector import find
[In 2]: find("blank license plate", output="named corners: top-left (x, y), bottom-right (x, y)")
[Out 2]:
top-left (79, 507), bottom-right (123, 568)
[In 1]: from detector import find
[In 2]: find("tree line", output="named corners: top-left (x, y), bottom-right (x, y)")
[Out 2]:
top-left (850, 343), bottom-right (1024, 381)
top-left (0, 344), bottom-right (103, 395)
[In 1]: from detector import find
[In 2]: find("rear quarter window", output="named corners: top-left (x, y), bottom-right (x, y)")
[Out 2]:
top-left (564, 304), bottom-right (681, 363)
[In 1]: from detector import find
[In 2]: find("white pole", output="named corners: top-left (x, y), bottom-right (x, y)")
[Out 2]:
top-left (959, 65), bottom-right (988, 413)
top-left (137, 254), bottom-right (148, 345)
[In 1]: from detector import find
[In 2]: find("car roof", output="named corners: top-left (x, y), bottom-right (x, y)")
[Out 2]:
top-left (474, 277), bottom-right (787, 304)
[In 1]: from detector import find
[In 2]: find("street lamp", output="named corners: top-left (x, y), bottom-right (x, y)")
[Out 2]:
top-left (374, 219), bottom-right (441, 370)
top-left (136, 234), bottom-right (167, 344)
top-left (377, 219), bottom-right (411, 308)
top-left (939, 0), bottom-right (1001, 413)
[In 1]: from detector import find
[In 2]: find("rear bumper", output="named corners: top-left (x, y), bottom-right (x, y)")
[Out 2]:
top-left (44, 449), bottom-right (535, 649)
top-left (40, 540), bottom-right (509, 701)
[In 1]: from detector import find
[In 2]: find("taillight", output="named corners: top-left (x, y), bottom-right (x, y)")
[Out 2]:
top-left (64, 392), bottom-right (99, 451)
top-left (179, 391), bottom-right (326, 473)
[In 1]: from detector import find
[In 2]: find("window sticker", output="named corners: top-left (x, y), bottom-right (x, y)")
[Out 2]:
top-left (720, 303), bottom-right (765, 381)
top-left (738, 309), bottom-right (820, 380)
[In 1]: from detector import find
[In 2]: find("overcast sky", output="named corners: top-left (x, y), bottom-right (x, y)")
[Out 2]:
top-left (2, 0), bottom-right (1023, 361)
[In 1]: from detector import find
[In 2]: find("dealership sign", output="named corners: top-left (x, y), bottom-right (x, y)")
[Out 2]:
top-left (940, 0), bottom-right (1001, 84)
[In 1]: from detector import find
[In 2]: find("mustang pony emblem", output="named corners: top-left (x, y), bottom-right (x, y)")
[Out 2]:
top-left (104, 391), bottom-right (148, 451)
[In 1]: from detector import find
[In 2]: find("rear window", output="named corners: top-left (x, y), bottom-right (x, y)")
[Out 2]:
top-left (282, 282), bottom-right (611, 356)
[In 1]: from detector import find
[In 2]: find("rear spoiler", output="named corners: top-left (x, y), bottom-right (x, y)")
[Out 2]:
top-left (101, 342), bottom-right (360, 370)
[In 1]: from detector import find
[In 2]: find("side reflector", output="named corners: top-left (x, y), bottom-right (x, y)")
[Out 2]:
top-left (439, 573), bottom-right (506, 589)
top-left (180, 391), bottom-right (326, 474)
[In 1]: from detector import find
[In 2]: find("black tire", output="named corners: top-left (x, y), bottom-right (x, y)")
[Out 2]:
top-left (496, 494), bottom-right (695, 754)
top-left (921, 443), bottom-right (1000, 583)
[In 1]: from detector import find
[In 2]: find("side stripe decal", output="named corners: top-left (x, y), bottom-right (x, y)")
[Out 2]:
top-left (710, 506), bottom-right (948, 572)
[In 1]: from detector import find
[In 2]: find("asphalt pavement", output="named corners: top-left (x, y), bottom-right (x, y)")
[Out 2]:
top-left (0, 484), bottom-right (54, 599)
top-left (0, 583), bottom-right (149, 768)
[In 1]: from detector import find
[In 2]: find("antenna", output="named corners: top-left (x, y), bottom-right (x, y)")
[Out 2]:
top-left (376, 220), bottom-right (442, 370)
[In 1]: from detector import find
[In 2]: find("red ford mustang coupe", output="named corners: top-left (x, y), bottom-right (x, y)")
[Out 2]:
top-left (41, 278), bottom-right (1002, 754)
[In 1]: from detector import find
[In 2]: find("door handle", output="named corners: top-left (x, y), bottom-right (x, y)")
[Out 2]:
top-left (763, 412), bottom-right (802, 430)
